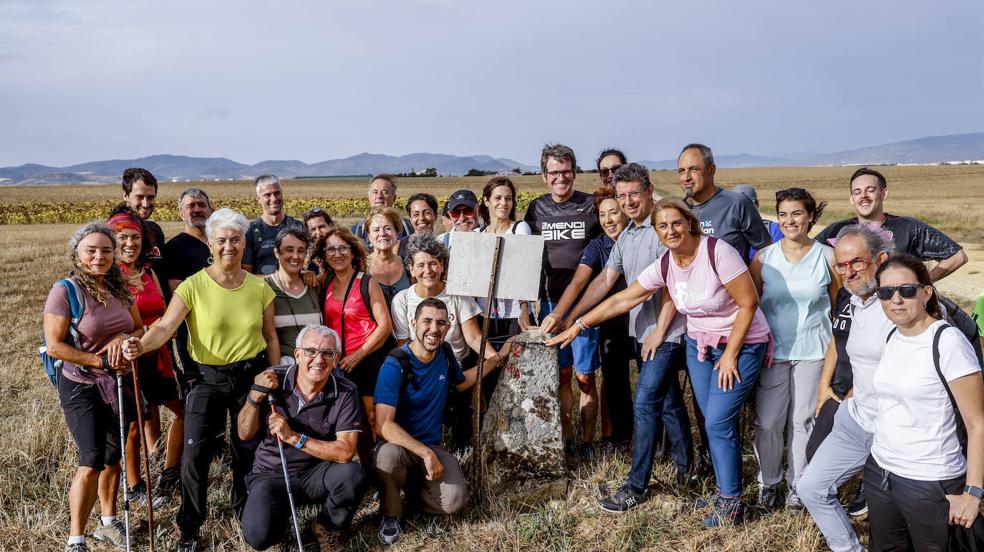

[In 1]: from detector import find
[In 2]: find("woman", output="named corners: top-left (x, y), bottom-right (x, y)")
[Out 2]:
top-left (107, 207), bottom-right (185, 509)
top-left (122, 208), bottom-right (279, 550)
top-left (549, 197), bottom-right (771, 527)
top-left (266, 227), bottom-right (323, 362)
top-left (317, 225), bottom-right (393, 450)
top-left (749, 188), bottom-right (837, 510)
top-left (865, 254), bottom-right (984, 550)
top-left (365, 207), bottom-right (411, 302)
top-left (540, 187), bottom-right (631, 456)
top-left (43, 221), bottom-right (143, 552)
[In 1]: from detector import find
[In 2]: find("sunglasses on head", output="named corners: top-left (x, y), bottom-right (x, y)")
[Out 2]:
top-left (875, 284), bottom-right (923, 301)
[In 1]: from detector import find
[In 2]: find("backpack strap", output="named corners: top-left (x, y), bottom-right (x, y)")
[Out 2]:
top-left (660, 252), bottom-right (670, 284)
top-left (358, 272), bottom-right (376, 323)
top-left (389, 346), bottom-right (416, 395)
top-left (251, 222), bottom-right (262, 261)
top-left (930, 323), bottom-right (970, 455)
top-left (441, 342), bottom-right (457, 390)
top-left (707, 236), bottom-right (718, 277)
top-left (337, 273), bottom-right (360, 357)
top-left (885, 327), bottom-right (898, 343)
top-left (510, 221), bottom-right (520, 233)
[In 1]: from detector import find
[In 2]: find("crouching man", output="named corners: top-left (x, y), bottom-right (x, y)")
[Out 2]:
top-left (237, 325), bottom-right (369, 550)
top-left (374, 297), bottom-right (509, 545)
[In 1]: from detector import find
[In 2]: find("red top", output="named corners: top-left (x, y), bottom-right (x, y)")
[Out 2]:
top-left (130, 269), bottom-right (174, 378)
top-left (324, 273), bottom-right (378, 357)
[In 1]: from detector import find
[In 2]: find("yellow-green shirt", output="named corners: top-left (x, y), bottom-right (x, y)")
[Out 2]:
top-left (175, 269), bottom-right (276, 365)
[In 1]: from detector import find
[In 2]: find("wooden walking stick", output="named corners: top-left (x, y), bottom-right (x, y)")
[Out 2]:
top-left (471, 235), bottom-right (503, 495)
top-left (130, 360), bottom-right (155, 551)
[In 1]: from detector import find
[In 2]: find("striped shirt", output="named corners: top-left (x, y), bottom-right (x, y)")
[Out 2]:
top-left (265, 275), bottom-right (323, 350)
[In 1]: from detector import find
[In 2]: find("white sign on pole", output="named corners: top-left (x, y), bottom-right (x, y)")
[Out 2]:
top-left (445, 232), bottom-right (544, 301)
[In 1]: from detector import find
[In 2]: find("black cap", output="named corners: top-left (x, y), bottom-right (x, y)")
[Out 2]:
top-left (447, 189), bottom-right (478, 211)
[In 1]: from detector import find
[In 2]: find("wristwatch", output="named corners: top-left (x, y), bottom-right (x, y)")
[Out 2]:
top-left (965, 485), bottom-right (984, 499)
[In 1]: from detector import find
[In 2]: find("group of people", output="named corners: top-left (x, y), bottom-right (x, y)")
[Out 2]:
top-left (42, 144), bottom-right (984, 552)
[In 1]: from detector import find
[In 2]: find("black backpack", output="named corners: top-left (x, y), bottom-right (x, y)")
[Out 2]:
top-left (388, 342), bottom-right (457, 395)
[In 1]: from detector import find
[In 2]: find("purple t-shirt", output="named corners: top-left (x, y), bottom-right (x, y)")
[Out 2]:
top-left (637, 237), bottom-right (771, 352)
top-left (43, 279), bottom-right (136, 384)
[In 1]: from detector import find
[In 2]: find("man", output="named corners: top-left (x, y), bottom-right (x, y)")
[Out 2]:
top-left (122, 167), bottom-right (168, 286)
top-left (438, 189), bottom-right (479, 249)
top-left (406, 192), bottom-right (438, 235)
top-left (549, 163), bottom-right (693, 510)
top-left (351, 174), bottom-right (413, 242)
top-left (238, 325), bottom-right (368, 551)
top-left (797, 225), bottom-right (896, 552)
top-left (678, 144), bottom-right (772, 262)
top-left (596, 148), bottom-right (626, 188)
top-left (524, 143), bottom-right (601, 456)
top-left (815, 166), bottom-right (967, 281)
top-left (243, 175), bottom-right (303, 275)
top-left (373, 298), bottom-right (507, 545)
top-left (733, 184), bottom-right (784, 261)
top-left (166, 188), bottom-right (214, 294)
top-left (302, 207), bottom-right (334, 244)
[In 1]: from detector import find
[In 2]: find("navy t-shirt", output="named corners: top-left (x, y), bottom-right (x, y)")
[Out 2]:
top-left (374, 344), bottom-right (465, 446)
top-left (814, 214), bottom-right (961, 261)
top-left (524, 191), bottom-right (600, 302)
top-left (244, 215), bottom-right (303, 275)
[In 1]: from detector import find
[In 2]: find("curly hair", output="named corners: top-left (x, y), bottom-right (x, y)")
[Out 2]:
top-left (311, 225), bottom-right (367, 273)
top-left (404, 232), bottom-right (450, 281)
top-left (68, 221), bottom-right (134, 307)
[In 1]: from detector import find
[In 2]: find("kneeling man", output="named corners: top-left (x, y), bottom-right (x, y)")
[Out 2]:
top-left (374, 297), bottom-right (508, 545)
top-left (238, 325), bottom-right (369, 550)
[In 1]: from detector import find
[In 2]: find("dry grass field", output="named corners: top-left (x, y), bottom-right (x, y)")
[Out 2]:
top-left (1, 165), bottom-right (982, 551)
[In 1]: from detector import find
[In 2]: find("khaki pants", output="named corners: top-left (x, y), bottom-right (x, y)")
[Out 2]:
top-left (373, 442), bottom-right (468, 518)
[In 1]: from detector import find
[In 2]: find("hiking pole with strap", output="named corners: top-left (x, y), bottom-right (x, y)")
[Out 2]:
top-left (130, 360), bottom-right (155, 551)
top-left (115, 374), bottom-right (132, 552)
top-left (268, 395), bottom-right (304, 551)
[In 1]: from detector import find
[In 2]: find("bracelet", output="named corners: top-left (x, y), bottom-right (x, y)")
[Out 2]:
top-left (246, 394), bottom-right (261, 408)
top-left (295, 433), bottom-right (308, 450)
top-left (574, 318), bottom-right (590, 333)
top-left (99, 353), bottom-right (111, 372)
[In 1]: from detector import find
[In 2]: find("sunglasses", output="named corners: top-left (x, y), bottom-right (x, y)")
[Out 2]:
top-left (600, 165), bottom-right (623, 178)
top-left (875, 284), bottom-right (923, 301)
top-left (449, 207), bottom-right (475, 219)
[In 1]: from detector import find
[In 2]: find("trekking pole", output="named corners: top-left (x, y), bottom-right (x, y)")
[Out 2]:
top-left (116, 374), bottom-right (132, 552)
top-left (130, 360), bottom-right (155, 551)
top-left (268, 395), bottom-right (304, 551)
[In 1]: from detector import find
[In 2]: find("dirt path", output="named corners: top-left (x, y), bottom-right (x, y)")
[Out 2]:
top-left (934, 242), bottom-right (984, 309)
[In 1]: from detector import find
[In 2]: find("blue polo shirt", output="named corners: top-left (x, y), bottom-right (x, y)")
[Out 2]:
top-left (374, 344), bottom-right (464, 446)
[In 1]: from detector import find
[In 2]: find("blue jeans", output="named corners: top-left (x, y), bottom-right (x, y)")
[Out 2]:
top-left (626, 341), bottom-right (693, 493)
top-left (685, 336), bottom-right (766, 497)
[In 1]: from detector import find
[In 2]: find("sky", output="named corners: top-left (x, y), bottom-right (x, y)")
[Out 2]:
top-left (1, 0), bottom-right (982, 167)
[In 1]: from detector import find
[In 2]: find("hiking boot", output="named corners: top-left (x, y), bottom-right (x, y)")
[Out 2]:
top-left (157, 466), bottom-right (181, 493)
top-left (64, 543), bottom-right (89, 552)
top-left (598, 485), bottom-right (648, 513)
top-left (127, 481), bottom-right (148, 507)
top-left (92, 518), bottom-right (137, 548)
top-left (702, 495), bottom-right (746, 528)
top-left (845, 482), bottom-right (867, 517)
top-left (785, 490), bottom-right (804, 511)
top-left (757, 484), bottom-right (779, 509)
top-left (378, 516), bottom-right (402, 546)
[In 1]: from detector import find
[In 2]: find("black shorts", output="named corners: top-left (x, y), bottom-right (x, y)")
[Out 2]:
top-left (58, 375), bottom-right (125, 470)
top-left (343, 338), bottom-right (395, 397)
top-left (137, 354), bottom-right (180, 406)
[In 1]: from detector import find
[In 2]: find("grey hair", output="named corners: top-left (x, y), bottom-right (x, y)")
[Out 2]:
top-left (205, 208), bottom-right (249, 240)
top-left (679, 143), bottom-right (715, 167)
top-left (835, 224), bottom-right (896, 258)
top-left (177, 187), bottom-right (212, 208)
top-left (254, 174), bottom-right (281, 194)
top-left (295, 324), bottom-right (341, 350)
top-left (69, 220), bottom-right (118, 252)
top-left (405, 232), bottom-right (450, 280)
top-left (612, 163), bottom-right (651, 189)
top-left (370, 174), bottom-right (397, 192)
top-left (540, 143), bottom-right (577, 174)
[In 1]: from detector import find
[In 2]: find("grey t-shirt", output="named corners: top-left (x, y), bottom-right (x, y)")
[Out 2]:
top-left (689, 188), bottom-right (771, 263)
top-left (244, 215), bottom-right (303, 275)
top-left (606, 216), bottom-right (686, 344)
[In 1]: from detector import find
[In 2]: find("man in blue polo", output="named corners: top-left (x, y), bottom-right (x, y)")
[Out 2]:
top-left (237, 325), bottom-right (368, 551)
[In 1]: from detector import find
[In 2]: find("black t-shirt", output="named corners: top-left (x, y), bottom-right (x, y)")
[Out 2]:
top-left (815, 214), bottom-right (961, 261)
top-left (829, 288), bottom-right (853, 398)
top-left (144, 219), bottom-right (167, 286)
top-left (523, 191), bottom-right (600, 303)
top-left (244, 216), bottom-right (303, 275)
top-left (164, 232), bottom-right (211, 284)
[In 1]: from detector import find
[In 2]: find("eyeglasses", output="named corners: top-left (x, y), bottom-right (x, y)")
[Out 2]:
top-left (615, 190), bottom-right (646, 202)
top-left (834, 256), bottom-right (872, 275)
top-left (325, 245), bottom-right (351, 256)
top-left (546, 169), bottom-right (574, 180)
top-left (875, 284), bottom-right (923, 301)
top-left (599, 165), bottom-right (622, 178)
top-left (300, 347), bottom-right (337, 360)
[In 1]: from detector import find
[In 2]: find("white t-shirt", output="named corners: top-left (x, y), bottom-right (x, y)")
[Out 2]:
top-left (871, 320), bottom-right (980, 481)
top-left (845, 294), bottom-right (896, 433)
top-left (390, 285), bottom-right (481, 363)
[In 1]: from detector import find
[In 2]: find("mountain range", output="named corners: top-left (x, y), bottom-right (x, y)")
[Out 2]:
top-left (2, 133), bottom-right (983, 186)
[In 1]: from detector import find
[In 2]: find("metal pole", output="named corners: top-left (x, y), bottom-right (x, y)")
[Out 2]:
top-left (130, 361), bottom-right (155, 551)
top-left (471, 234), bottom-right (503, 494)
top-left (268, 396), bottom-right (304, 551)
top-left (116, 375), bottom-right (132, 552)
